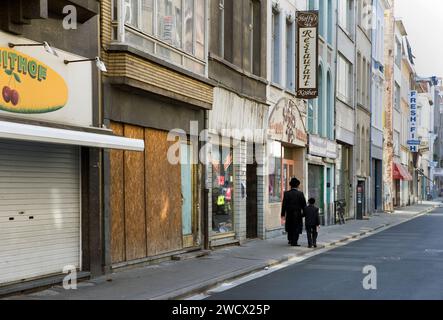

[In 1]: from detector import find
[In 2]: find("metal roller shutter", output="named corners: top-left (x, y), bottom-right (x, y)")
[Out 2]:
top-left (0, 139), bottom-right (81, 285)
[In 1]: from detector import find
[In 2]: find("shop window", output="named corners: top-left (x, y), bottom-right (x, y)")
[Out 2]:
top-left (269, 141), bottom-right (282, 203)
top-left (212, 144), bottom-right (234, 234)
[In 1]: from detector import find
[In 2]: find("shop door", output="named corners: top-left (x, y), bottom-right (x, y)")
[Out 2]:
top-left (326, 168), bottom-right (332, 225)
top-left (0, 140), bottom-right (80, 285)
top-left (180, 143), bottom-right (196, 248)
top-left (308, 165), bottom-right (324, 224)
top-left (246, 149), bottom-right (258, 239)
top-left (394, 180), bottom-right (400, 207)
top-left (282, 160), bottom-right (295, 192)
top-left (357, 181), bottom-right (365, 220)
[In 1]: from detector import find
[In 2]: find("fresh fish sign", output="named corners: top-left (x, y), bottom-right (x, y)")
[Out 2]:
top-left (0, 47), bottom-right (68, 114)
top-left (296, 11), bottom-right (319, 99)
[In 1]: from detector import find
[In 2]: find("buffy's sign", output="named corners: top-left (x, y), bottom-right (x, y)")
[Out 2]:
top-left (296, 11), bottom-right (318, 99)
top-left (408, 90), bottom-right (419, 153)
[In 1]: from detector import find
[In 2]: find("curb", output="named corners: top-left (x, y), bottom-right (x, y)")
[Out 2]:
top-left (158, 204), bottom-right (439, 300)
top-left (152, 248), bottom-right (316, 300)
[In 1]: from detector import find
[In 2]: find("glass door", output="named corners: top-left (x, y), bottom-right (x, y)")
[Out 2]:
top-left (180, 143), bottom-right (196, 248)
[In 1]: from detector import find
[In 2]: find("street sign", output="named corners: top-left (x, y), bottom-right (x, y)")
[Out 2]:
top-left (407, 140), bottom-right (421, 145)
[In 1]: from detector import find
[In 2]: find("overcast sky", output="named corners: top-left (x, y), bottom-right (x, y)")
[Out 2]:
top-left (395, 0), bottom-right (443, 77)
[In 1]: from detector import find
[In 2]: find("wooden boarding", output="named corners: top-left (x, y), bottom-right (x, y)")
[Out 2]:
top-left (110, 122), bottom-right (125, 263)
top-left (123, 124), bottom-right (147, 261)
top-left (145, 129), bottom-right (183, 256)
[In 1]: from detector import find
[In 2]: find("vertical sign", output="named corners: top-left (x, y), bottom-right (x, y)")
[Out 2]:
top-left (408, 90), bottom-right (419, 152)
top-left (296, 11), bottom-right (319, 99)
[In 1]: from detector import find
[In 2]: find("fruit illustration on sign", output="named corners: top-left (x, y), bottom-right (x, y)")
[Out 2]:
top-left (2, 69), bottom-right (21, 106)
top-left (0, 47), bottom-right (68, 114)
top-left (2, 85), bottom-right (11, 103)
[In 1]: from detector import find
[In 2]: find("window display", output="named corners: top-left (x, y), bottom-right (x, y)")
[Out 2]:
top-left (269, 141), bottom-right (282, 203)
top-left (211, 145), bottom-right (234, 234)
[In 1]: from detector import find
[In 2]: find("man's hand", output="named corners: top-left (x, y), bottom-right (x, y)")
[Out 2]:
top-left (281, 216), bottom-right (286, 226)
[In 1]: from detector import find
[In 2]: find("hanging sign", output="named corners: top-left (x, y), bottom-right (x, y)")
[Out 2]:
top-left (408, 90), bottom-right (420, 152)
top-left (296, 11), bottom-right (319, 99)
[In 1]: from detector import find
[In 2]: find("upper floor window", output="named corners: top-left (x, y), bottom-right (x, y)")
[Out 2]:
top-left (327, 0), bottom-right (333, 44)
top-left (395, 38), bottom-right (402, 68)
top-left (250, 0), bottom-right (261, 76)
top-left (271, 7), bottom-right (281, 84)
top-left (308, 0), bottom-right (316, 11)
top-left (337, 54), bottom-right (352, 104)
top-left (394, 83), bottom-right (401, 110)
top-left (338, 0), bottom-right (354, 37)
top-left (286, 17), bottom-right (295, 91)
top-left (116, 0), bottom-right (206, 75)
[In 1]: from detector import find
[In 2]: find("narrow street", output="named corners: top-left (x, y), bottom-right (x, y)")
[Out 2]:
top-left (205, 207), bottom-right (443, 300)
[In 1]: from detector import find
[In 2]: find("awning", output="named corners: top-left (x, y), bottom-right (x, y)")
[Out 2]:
top-left (0, 120), bottom-right (144, 151)
top-left (393, 162), bottom-right (413, 181)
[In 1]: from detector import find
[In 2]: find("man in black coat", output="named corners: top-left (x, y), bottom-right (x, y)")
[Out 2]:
top-left (304, 198), bottom-right (320, 248)
top-left (281, 178), bottom-right (307, 247)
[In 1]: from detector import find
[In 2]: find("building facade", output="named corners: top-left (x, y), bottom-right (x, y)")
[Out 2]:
top-left (0, 0), bottom-right (143, 292)
top-left (355, 0), bottom-right (372, 218)
top-left (370, 0), bottom-right (390, 213)
top-left (307, 0), bottom-right (337, 226)
top-left (102, 0), bottom-right (214, 268)
top-left (207, 0), bottom-right (268, 245)
top-left (336, 0), bottom-right (356, 220)
top-left (265, 0), bottom-right (308, 238)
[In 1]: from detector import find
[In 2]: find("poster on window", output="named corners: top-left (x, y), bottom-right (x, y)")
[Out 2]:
top-left (296, 11), bottom-right (319, 99)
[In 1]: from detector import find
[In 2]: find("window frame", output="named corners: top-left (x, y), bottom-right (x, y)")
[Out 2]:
top-left (113, 0), bottom-right (207, 75)
top-left (337, 54), bottom-right (352, 104)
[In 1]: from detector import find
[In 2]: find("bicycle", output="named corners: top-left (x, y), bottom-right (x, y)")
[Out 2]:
top-left (335, 200), bottom-right (346, 225)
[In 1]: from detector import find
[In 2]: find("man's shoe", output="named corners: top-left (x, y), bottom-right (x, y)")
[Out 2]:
top-left (291, 244), bottom-right (301, 247)
top-left (314, 245), bottom-right (317, 248)
top-left (308, 245), bottom-right (312, 248)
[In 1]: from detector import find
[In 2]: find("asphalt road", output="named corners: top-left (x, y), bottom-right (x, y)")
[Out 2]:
top-left (206, 208), bottom-right (443, 300)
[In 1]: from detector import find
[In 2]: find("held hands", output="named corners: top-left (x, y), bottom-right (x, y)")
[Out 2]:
top-left (281, 217), bottom-right (286, 226)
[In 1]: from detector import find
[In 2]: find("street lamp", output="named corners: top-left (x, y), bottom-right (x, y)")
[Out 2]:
top-left (64, 56), bottom-right (107, 72)
top-left (8, 41), bottom-right (58, 57)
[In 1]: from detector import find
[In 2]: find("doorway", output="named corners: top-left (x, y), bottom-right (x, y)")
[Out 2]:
top-left (326, 167), bottom-right (332, 225)
top-left (246, 147), bottom-right (258, 239)
top-left (282, 159), bottom-right (295, 192)
top-left (356, 181), bottom-right (365, 220)
top-left (181, 143), bottom-right (198, 248)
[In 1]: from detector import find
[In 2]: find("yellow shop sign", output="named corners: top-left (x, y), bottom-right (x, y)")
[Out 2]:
top-left (0, 47), bottom-right (68, 114)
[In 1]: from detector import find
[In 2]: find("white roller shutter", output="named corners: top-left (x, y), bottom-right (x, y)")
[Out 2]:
top-left (0, 140), bottom-right (81, 285)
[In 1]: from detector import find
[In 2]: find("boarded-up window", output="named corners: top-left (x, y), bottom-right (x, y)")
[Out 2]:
top-left (110, 123), bottom-right (183, 264)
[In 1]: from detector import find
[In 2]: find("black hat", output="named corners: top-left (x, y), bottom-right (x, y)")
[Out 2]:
top-left (289, 178), bottom-right (300, 188)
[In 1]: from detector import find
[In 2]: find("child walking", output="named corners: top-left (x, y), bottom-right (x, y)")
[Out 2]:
top-left (304, 198), bottom-right (320, 248)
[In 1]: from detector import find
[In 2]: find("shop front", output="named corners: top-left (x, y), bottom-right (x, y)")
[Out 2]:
top-left (265, 97), bottom-right (307, 239)
top-left (307, 135), bottom-right (337, 226)
top-left (336, 143), bottom-right (353, 220)
top-left (0, 30), bottom-right (142, 289)
top-left (393, 161), bottom-right (413, 207)
top-left (208, 87), bottom-right (267, 246)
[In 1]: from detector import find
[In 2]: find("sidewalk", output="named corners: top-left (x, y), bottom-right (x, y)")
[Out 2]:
top-left (5, 200), bottom-right (441, 300)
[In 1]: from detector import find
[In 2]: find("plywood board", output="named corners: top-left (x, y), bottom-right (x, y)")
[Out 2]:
top-left (109, 122), bottom-right (125, 263)
top-left (145, 129), bottom-right (183, 256)
top-left (124, 124), bottom-right (147, 260)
